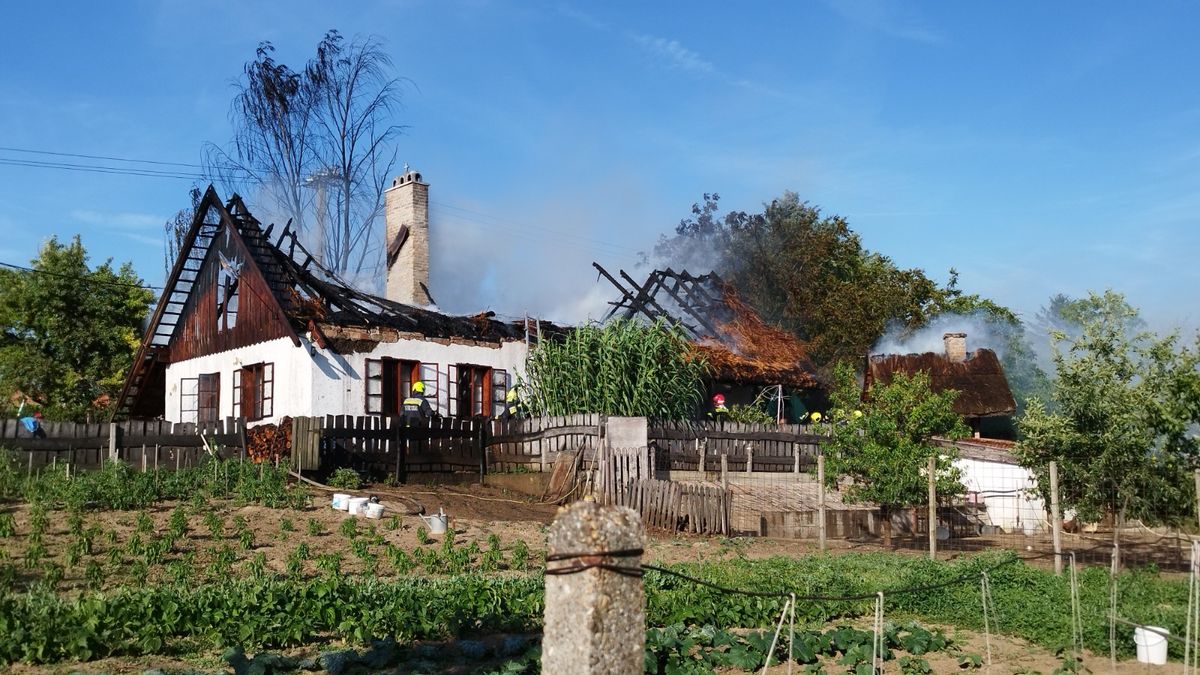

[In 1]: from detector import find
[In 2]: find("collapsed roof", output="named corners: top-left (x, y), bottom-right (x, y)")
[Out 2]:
top-left (863, 349), bottom-right (1017, 418)
top-left (594, 264), bottom-right (819, 388)
top-left (114, 186), bottom-right (549, 419)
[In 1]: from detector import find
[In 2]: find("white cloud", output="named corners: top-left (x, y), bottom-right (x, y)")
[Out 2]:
top-left (820, 0), bottom-right (943, 44)
top-left (629, 33), bottom-right (715, 76)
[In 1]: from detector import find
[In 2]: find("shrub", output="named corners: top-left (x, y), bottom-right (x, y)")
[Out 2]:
top-left (328, 468), bottom-right (362, 491)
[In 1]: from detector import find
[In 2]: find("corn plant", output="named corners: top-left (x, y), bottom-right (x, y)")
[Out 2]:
top-left (385, 514), bottom-right (401, 531)
top-left (487, 533), bottom-right (501, 552)
top-left (524, 318), bottom-right (709, 418)
top-left (296, 542), bottom-right (310, 560)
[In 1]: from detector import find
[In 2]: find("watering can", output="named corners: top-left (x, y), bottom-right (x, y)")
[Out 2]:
top-left (418, 508), bottom-right (448, 535)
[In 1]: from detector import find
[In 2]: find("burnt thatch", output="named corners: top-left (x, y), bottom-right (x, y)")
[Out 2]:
top-left (864, 349), bottom-right (1016, 418)
top-left (595, 264), bottom-right (819, 388)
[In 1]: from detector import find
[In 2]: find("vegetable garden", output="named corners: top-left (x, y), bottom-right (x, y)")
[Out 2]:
top-left (0, 450), bottom-right (1195, 673)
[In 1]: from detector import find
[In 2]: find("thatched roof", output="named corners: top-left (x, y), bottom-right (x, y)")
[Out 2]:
top-left (595, 265), bottom-right (820, 388)
top-left (690, 288), bottom-right (818, 388)
top-left (864, 349), bottom-right (1016, 418)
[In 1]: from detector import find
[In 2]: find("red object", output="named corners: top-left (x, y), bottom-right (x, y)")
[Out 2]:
top-left (33, 412), bottom-right (43, 419)
top-left (711, 393), bottom-right (725, 406)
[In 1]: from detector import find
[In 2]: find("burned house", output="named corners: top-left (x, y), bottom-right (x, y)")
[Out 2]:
top-left (595, 265), bottom-right (822, 420)
top-left (864, 332), bottom-right (1017, 438)
top-left (115, 170), bottom-right (538, 424)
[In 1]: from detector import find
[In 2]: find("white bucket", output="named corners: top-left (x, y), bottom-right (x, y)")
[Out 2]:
top-left (347, 497), bottom-right (370, 516)
top-left (363, 502), bottom-right (384, 519)
top-left (331, 493), bottom-right (351, 511)
top-left (1133, 625), bottom-right (1169, 665)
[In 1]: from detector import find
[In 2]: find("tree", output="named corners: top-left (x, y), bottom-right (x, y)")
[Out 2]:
top-left (0, 237), bottom-right (154, 421)
top-left (822, 362), bottom-right (968, 547)
top-left (205, 30), bottom-right (404, 280)
top-left (523, 320), bottom-right (709, 419)
top-left (163, 185), bottom-right (202, 274)
top-left (1016, 291), bottom-right (1200, 569)
top-left (653, 193), bottom-right (945, 368)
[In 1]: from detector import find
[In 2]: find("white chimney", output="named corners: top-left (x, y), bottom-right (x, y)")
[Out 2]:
top-left (384, 169), bottom-right (432, 306)
top-left (944, 332), bottom-right (967, 363)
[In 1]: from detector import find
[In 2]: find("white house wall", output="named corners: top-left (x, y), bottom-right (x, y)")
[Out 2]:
top-left (314, 337), bottom-right (529, 418)
top-left (164, 336), bottom-right (313, 425)
top-left (954, 457), bottom-right (1048, 534)
top-left (165, 334), bottom-right (529, 424)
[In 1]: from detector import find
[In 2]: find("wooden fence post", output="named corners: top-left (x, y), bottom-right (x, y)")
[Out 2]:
top-left (543, 501), bottom-right (645, 674)
top-left (478, 420), bottom-right (489, 480)
top-left (1051, 461), bottom-right (1063, 576)
top-left (696, 438), bottom-right (705, 475)
top-left (720, 453), bottom-right (728, 492)
top-left (927, 456), bottom-right (937, 561)
top-left (818, 450), bottom-right (827, 553)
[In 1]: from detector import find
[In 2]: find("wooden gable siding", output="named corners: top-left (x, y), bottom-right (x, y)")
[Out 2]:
top-left (168, 221), bottom-right (296, 362)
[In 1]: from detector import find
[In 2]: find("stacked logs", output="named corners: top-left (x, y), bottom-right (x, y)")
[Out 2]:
top-left (245, 417), bottom-right (293, 463)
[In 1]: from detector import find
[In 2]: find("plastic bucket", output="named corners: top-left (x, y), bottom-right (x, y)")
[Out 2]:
top-left (331, 493), bottom-right (351, 511)
top-left (1134, 626), bottom-right (1169, 665)
top-left (363, 502), bottom-right (384, 519)
top-left (347, 497), bottom-right (370, 516)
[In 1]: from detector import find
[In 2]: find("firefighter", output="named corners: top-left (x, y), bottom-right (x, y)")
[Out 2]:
top-left (708, 393), bottom-right (729, 422)
top-left (402, 381), bottom-right (433, 422)
top-left (499, 386), bottom-right (523, 420)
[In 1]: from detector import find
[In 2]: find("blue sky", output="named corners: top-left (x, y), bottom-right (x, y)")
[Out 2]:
top-left (2, 1), bottom-right (1198, 335)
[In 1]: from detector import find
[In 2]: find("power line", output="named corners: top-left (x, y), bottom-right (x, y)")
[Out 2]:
top-left (0, 145), bottom-right (207, 169)
top-left (0, 158), bottom-right (205, 181)
top-left (0, 261), bottom-right (163, 291)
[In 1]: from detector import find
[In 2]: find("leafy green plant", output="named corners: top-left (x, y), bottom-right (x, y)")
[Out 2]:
top-left (510, 539), bottom-right (529, 571)
top-left (0, 512), bottom-right (14, 537)
top-left (328, 468), bottom-right (362, 491)
top-left (340, 518), bottom-right (359, 539)
top-left (279, 517), bottom-right (294, 533)
top-left (306, 518), bottom-right (323, 536)
top-left (168, 506), bottom-right (189, 539)
top-left (83, 560), bottom-right (103, 589)
top-left (134, 511), bottom-right (153, 535)
top-left (385, 514), bottom-right (401, 531)
top-left (238, 527), bottom-right (255, 551)
top-left (416, 526), bottom-right (429, 545)
top-left (204, 512), bottom-right (225, 539)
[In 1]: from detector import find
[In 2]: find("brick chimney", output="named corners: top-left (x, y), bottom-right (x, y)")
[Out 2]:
top-left (384, 169), bottom-right (432, 306)
top-left (943, 332), bottom-right (967, 363)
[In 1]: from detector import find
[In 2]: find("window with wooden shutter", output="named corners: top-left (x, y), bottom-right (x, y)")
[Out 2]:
top-left (491, 369), bottom-right (508, 418)
top-left (365, 359), bottom-right (383, 415)
top-left (447, 364), bottom-right (459, 417)
top-left (235, 363), bottom-right (273, 421)
top-left (454, 364), bottom-right (492, 418)
top-left (198, 373), bottom-right (220, 423)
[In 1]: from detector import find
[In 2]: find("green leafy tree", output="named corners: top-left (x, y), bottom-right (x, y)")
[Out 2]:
top-left (1016, 291), bottom-right (1200, 569)
top-left (0, 237), bottom-right (154, 420)
top-left (823, 362), bottom-right (968, 547)
top-left (653, 193), bottom-right (946, 368)
top-left (524, 319), bottom-right (708, 419)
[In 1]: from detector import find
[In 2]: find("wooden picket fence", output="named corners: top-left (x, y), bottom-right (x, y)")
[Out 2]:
top-left (649, 419), bottom-right (825, 473)
top-left (593, 445), bottom-right (730, 535)
top-left (0, 417), bottom-right (246, 473)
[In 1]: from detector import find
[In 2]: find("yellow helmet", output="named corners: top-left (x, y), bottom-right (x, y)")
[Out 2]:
top-left (506, 388), bottom-right (518, 402)
top-left (810, 411), bottom-right (822, 423)
top-left (412, 381), bottom-right (426, 394)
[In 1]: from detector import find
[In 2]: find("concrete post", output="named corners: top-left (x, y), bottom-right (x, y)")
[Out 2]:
top-left (543, 501), bottom-right (645, 675)
top-left (817, 451), bottom-right (827, 553)
top-left (108, 422), bottom-right (119, 461)
top-left (720, 453), bottom-right (729, 492)
top-left (1050, 461), bottom-right (1063, 576)
top-left (927, 456), bottom-right (937, 560)
top-left (745, 444), bottom-right (753, 476)
top-left (696, 438), bottom-right (705, 475)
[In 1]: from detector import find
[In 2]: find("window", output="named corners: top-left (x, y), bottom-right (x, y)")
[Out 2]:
top-left (451, 365), bottom-right (504, 418)
top-left (216, 258), bottom-right (240, 331)
top-left (198, 373), bottom-right (220, 423)
top-left (365, 358), bottom-right (431, 416)
top-left (233, 362), bottom-right (273, 421)
top-left (180, 377), bottom-right (198, 424)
